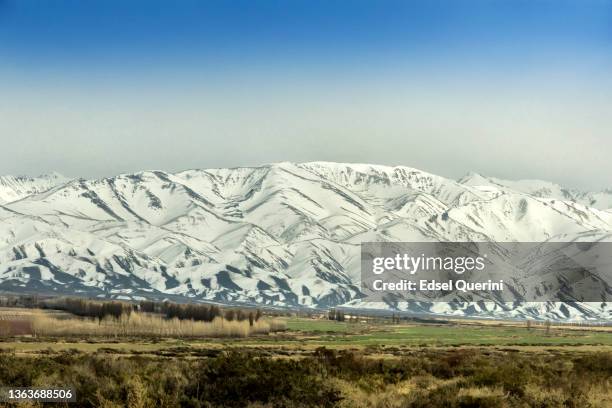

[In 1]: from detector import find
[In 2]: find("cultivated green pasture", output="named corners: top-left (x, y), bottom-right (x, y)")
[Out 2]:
top-left (285, 318), bottom-right (612, 347)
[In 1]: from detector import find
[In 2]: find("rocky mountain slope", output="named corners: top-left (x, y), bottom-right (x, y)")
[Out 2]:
top-left (0, 162), bottom-right (610, 320)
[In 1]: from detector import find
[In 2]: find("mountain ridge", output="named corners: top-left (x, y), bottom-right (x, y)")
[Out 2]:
top-left (0, 162), bottom-right (610, 320)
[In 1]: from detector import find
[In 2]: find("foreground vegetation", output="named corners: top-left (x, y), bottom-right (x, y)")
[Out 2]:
top-left (1, 298), bottom-right (610, 407)
top-left (0, 348), bottom-right (610, 407)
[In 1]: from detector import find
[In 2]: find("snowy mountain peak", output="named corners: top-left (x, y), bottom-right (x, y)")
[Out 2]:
top-left (0, 162), bottom-right (610, 320)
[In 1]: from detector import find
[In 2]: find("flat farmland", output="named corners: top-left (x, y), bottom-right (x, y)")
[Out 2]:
top-left (0, 317), bottom-right (610, 357)
top-left (1, 312), bottom-right (611, 407)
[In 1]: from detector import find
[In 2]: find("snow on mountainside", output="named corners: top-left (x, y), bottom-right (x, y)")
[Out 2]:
top-left (0, 172), bottom-right (70, 204)
top-left (0, 162), bottom-right (610, 320)
top-left (459, 172), bottom-right (612, 210)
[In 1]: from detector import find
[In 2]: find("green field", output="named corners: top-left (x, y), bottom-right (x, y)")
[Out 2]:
top-left (316, 325), bottom-right (612, 346)
top-left (286, 318), bottom-right (352, 332)
top-left (285, 318), bottom-right (612, 347)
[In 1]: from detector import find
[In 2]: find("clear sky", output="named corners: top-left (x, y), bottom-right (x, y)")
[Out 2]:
top-left (0, 0), bottom-right (611, 190)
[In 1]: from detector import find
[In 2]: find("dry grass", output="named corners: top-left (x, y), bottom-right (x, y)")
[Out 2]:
top-left (332, 372), bottom-right (611, 408)
top-left (1, 348), bottom-right (610, 407)
top-left (333, 375), bottom-right (467, 408)
top-left (30, 311), bottom-right (286, 338)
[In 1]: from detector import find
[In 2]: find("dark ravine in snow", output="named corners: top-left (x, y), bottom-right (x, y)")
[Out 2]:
top-left (0, 162), bottom-right (610, 320)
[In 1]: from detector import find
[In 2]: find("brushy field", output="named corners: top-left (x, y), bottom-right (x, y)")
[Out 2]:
top-left (0, 347), bottom-right (610, 407)
top-left (1, 313), bottom-right (611, 407)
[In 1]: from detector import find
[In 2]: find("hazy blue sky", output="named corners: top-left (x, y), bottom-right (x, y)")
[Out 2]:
top-left (0, 0), bottom-right (611, 190)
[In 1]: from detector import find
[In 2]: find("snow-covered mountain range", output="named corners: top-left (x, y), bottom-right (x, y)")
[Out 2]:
top-left (1, 162), bottom-right (610, 320)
